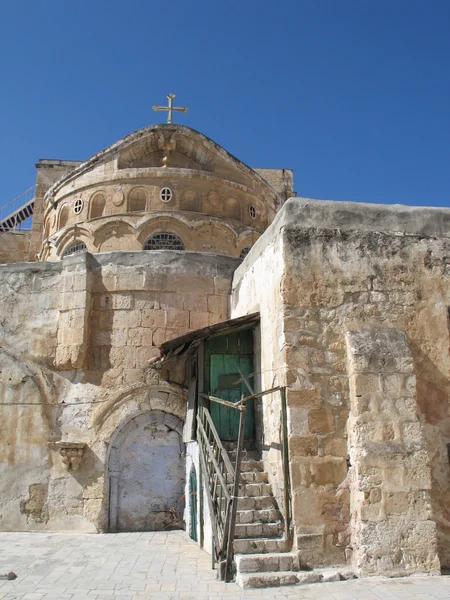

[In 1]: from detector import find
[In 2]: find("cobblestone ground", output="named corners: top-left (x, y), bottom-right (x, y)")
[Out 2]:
top-left (0, 532), bottom-right (449, 600)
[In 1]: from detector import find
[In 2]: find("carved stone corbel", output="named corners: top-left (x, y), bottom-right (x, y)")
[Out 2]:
top-left (55, 442), bottom-right (86, 471)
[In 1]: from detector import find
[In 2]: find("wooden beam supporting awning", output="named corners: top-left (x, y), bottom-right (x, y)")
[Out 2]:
top-left (148, 312), bottom-right (260, 368)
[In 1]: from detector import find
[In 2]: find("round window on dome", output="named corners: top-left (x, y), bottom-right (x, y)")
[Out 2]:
top-left (160, 187), bottom-right (173, 203)
top-left (248, 205), bottom-right (256, 219)
top-left (73, 198), bottom-right (84, 214)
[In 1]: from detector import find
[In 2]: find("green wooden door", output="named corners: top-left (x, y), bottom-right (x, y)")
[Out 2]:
top-left (205, 330), bottom-right (255, 441)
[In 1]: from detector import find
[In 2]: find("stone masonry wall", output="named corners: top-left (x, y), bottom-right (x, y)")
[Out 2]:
top-left (281, 219), bottom-right (450, 571)
top-left (0, 231), bottom-right (31, 264)
top-left (346, 329), bottom-right (439, 576)
top-left (0, 250), bottom-right (238, 532)
top-left (231, 230), bottom-right (289, 524)
top-left (233, 197), bottom-right (450, 574)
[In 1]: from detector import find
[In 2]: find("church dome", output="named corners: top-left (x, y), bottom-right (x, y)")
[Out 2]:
top-left (39, 125), bottom-right (283, 261)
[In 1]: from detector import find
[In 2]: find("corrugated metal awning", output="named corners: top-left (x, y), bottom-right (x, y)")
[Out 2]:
top-left (149, 312), bottom-right (260, 368)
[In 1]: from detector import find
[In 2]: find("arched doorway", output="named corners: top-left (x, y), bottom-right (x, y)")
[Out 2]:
top-left (108, 410), bottom-right (185, 532)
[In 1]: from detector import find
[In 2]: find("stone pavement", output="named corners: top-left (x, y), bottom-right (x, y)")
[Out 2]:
top-left (0, 531), bottom-right (449, 600)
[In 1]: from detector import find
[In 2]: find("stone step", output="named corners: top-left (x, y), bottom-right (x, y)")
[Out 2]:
top-left (238, 495), bottom-right (277, 510)
top-left (236, 568), bottom-right (355, 589)
top-left (236, 508), bottom-right (280, 525)
top-left (226, 471), bottom-right (268, 484)
top-left (233, 537), bottom-right (291, 555)
top-left (235, 552), bottom-right (298, 573)
top-left (234, 521), bottom-right (283, 539)
top-left (238, 460), bottom-right (264, 472)
top-left (228, 449), bottom-right (260, 461)
top-left (238, 483), bottom-right (272, 497)
top-left (237, 571), bottom-right (300, 589)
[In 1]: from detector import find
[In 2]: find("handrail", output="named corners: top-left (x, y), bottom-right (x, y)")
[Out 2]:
top-left (196, 404), bottom-right (235, 564)
top-left (0, 185), bottom-right (35, 220)
top-left (201, 405), bottom-right (235, 477)
top-left (197, 420), bottom-right (231, 500)
top-left (197, 381), bottom-right (292, 582)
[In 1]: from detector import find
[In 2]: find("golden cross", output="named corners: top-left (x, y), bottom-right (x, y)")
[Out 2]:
top-left (153, 93), bottom-right (188, 124)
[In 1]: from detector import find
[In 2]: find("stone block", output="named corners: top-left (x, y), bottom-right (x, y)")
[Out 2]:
top-left (110, 328), bottom-right (127, 346)
top-left (157, 292), bottom-right (183, 310)
top-left (136, 346), bottom-right (154, 367)
top-left (182, 294), bottom-right (208, 312)
top-left (115, 270), bottom-right (146, 291)
top-left (60, 291), bottom-right (87, 311)
top-left (289, 436), bottom-right (318, 457)
top-left (207, 294), bottom-right (228, 315)
top-left (323, 437), bottom-right (348, 458)
top-left (141, 309), bottom-right (166, 328)
top-left (165, 309), bottom-right (189, 330)
top-left (288, 406), bottom-right (309, 435)
top-left (287, 388), bottom-right (321, 408)
top-left (127, 328), bottom-right (142, 345)
top-left (285, 347), bottom-right (311, 372)
top-left (214, 277), bottom-right (231, 295)
top-left (308, 408), bottom-right (334, 434)
top-left (189, 311), bottom-right (209, 330)
top-left (313, 459), bottom-right (347, 486)
top-left (57, 327), bottom-right (85, 346)
top-left (98, 293), bottom-right (134, 310)
top-left (141, 328), bottom-right (153, 346)
top-left (152, 328), bottom-right (176, 347)
top-left (113, 310), bottom-right (141, 329)
top-left (166, 274), bottom-right (214, 294)
top-left (401, 421), bottom-right (423, 444)
top-left (346, 329), bottom-right (414, 375)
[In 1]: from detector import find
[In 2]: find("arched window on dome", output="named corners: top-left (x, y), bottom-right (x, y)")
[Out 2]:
top-left (59, 205), bottom-right (69, 229)
top-left (129, 188), bottom-right (147, 212)
top-left (63, 241), bottom-right (87, 258)
top-left (143, 233), bottom-right (185, 251)
top-left (90, 193), bottom-right (106, 219)
top-left (239, 246), bottom-right (252, 259)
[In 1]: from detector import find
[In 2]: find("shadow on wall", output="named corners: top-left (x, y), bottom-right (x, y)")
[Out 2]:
top-left (412, 343), bottom-right (450, 568)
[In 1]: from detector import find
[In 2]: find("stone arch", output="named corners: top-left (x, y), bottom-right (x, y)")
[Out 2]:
top-left (107, 409), bottom-right (185, 532)
top-left (225, 196), bottom-right (241, 220)
top-left (59, 204), bottom-right (69, 229)
top-left (128, 187), bottom-right (147, 212)
top-left (94, 221), bottom-right (136, 252)
top-left (90, 192), bottom-right (106, 219)
top-left (194, 221), bottom-right (235, 254)
top-left (138, 217), bottom-right (192, 251)
top-left (56, 227), bottom-right (94, 258)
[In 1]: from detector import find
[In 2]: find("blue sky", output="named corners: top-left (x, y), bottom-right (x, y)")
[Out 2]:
top-left (0, 1), bottom-right (449, 209)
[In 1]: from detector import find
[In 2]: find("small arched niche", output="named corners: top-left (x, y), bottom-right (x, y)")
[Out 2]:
top-left (90, 193), bottom-right (106, 219)
top-left (59, 204), bottom-right (69, 229)
top-left (128, 188), bottom-right (147, 212)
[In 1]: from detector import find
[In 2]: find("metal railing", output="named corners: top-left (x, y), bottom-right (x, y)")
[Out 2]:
top-left (197, 369), bottom-right (291, 582)
top-left (0, 185), bottom-right (36, 232)
top-left (196, 403), bottom-right (235, 567)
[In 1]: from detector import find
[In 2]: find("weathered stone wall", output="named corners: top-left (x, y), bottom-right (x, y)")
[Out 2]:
top-left (346, 329), bottom-right (439, 576)
top-left (0, 250), bottom-right (238, 532)
top-left (231, 227), bottom-right (288, 521)
top-left (0, 231), bottom-right (31, 264)
top-left (232, 197), bottom-right (450, 574)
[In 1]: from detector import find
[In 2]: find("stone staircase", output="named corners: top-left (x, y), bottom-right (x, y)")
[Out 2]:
top-left (224, 443), bottom-right (300, 589)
